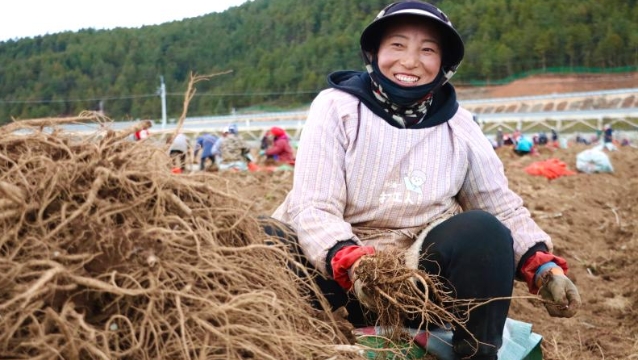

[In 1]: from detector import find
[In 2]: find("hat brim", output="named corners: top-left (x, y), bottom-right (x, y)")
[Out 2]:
top-left (360, 9), bottom-right (464, 68)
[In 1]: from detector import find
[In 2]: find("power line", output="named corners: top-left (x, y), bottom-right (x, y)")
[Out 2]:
top-left (165, 90), bottom-right (322, 97)
top-left (0, 93), bottom-right (158, 104)
top-left (3, 71), bottom-right (637, 105)
top-left (0, 89), bottom-right (323, 105)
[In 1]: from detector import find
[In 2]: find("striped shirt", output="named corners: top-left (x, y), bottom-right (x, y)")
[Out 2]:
top-left (272, 88), bottom-right (552, 275)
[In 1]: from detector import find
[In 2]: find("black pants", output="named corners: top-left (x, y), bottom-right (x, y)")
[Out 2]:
top-left (514, 149), bottom-right (530, 156)
top-left (200, 155), bottom-right (215, 171)
top-left (261, 210), bottom-right (514, 359)
top-left (169, 150), bottom-right (187, 171)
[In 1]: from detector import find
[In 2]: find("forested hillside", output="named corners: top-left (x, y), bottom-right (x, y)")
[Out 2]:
top-left (0, 0), bottom-right (636, 123)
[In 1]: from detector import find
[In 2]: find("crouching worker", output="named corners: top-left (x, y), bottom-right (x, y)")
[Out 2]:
top-left (514, 134), bottom-right (534, 156)
top-left (261, 2), bottom-right (580, 359)
top-left (212, 124), bottom-right (251, 171)
top-left (261, 127), bottom-right (296, 166)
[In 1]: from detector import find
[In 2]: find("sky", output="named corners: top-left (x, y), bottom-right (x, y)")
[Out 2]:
top-left (0, 0), bottom-right (250, 42)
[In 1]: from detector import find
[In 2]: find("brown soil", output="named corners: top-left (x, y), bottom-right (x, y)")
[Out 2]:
top-left (226, 72), bottom-right (638, 360)
top-left (503, 144), bottom-right (638, 360)
top-left (457, 72), bottom-right (638, 99)
top-left (231, 144), bottom-right (638, 360)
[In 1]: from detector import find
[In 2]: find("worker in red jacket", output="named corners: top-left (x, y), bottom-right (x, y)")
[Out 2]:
top-left (263, 127), bottom-right (295, 166)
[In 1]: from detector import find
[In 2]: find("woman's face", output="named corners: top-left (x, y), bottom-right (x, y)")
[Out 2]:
top-left (376, 18), bottom-right (442, 87)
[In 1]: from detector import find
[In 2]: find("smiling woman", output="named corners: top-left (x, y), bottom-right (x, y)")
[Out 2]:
top-left (377, 18), bottom-right (442, 85)
top-left (0, 0), bottom-right (250, 41)
top-left (260, 1), bottom-right (581, 359)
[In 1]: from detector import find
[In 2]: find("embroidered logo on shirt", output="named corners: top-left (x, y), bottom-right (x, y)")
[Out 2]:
top-left (379, 169), bottom-right (426, 205)
top-left (403, 169), bottom-right (426, 194)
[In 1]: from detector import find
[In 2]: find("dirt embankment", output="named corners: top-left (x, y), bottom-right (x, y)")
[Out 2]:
top-left (457, 72), bottom-right (638, 99)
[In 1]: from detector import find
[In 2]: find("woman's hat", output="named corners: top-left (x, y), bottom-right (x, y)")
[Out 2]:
top-left (360, 1), bottom-right (464, 70)
top-left (270, 127), bottom-right (286, 137)
top-left (224, 124), bottom-right (238, 134)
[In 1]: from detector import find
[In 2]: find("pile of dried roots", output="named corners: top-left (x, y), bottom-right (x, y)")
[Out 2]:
top-left (0, 113), bottom-right (360, 359)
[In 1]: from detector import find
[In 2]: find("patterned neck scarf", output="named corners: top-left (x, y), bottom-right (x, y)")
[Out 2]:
top-left (366, 60), bottom-right (444, 128)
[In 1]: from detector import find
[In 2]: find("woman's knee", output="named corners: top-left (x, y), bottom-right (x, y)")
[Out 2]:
top-left (434, 210), bottom-right (512, 251)
top-left (419, 210), bottom-right (514, 274)
top-left (259, 216), bottom-right (296, 242)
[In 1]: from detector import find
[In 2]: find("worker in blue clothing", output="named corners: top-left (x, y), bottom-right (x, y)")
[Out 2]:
top-left (603, 124), bottom-right (613, 144)
top-left (514, 134), bottom-right (534, 156)
top-left (194, 132), bottom-right (219, 171)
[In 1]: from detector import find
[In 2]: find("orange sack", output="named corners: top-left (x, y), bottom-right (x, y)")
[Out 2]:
top-left (524, 158), bottom-right (576, 180)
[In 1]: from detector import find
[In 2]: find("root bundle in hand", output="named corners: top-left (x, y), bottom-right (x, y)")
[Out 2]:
top-left (0, 114), bottom-right (362, 360)
top-left (354, 250), bottom-right (466, 341)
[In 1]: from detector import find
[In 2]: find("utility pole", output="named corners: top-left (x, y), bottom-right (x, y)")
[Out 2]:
top-left (159, 76), bottom-right (167, 129)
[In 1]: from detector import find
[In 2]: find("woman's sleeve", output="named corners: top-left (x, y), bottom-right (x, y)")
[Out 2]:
top-left (281, 92), bottom-right (360, 274)
top-left (456, 124), bottom-right (553, 268)
top-left (265, 139), bottom-right (284, 156)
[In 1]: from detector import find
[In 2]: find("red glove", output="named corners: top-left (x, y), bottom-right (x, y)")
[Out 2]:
top-left (520, 251), bottom-right (569, 293)
top-left (330, 245), bottom-right (375, 290)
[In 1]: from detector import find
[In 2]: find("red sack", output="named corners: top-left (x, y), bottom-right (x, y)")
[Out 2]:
top-left (524, 158), bottom-right (575, 180)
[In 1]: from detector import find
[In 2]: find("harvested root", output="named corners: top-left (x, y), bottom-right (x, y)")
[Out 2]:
top-left (0, 117), bottom-right (362, 360)
top-left (354, 250), bottom-right (468, 341)
top-left (0, 181), bottom-right (26, 206)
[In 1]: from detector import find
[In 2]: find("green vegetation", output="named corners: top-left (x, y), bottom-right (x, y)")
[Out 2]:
top-left (0, 0), bottom-right (636, 123)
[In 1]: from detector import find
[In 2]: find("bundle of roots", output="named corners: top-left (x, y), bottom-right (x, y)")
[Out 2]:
top-left (0, 113), bottom-right (361, 360)
top-left (354, 250), bottom-right (468, 342)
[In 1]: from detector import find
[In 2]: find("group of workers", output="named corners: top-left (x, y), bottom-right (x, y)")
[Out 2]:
top-left (158, 125), bottom-right (295, 173)
top-left (496, 124), bottom-right (624, 156)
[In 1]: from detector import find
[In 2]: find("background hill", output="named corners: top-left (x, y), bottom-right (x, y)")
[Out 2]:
top-left (0, 0), bottom-right (636, 123)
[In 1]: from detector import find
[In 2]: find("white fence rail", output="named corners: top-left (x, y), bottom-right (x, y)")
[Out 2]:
top-left (54, 87), bottom-right (638, 140)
